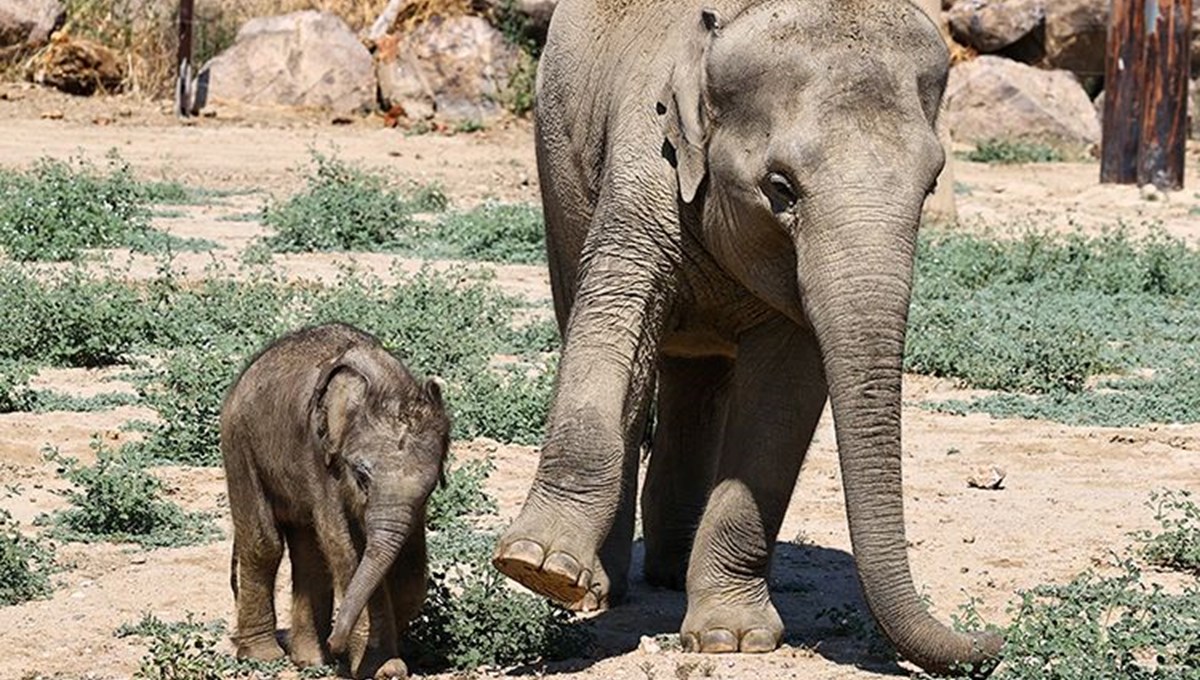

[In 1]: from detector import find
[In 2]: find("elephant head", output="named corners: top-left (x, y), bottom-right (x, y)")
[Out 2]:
top-left (657, 1), bottom-right (1001, 674)
top-left (312, 345), bottom-right (450, 656)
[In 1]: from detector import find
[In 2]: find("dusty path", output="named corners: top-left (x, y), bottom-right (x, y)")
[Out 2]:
top-left (1, 86), bottom-right (1198, 679)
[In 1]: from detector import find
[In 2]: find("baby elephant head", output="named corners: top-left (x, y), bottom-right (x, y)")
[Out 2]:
top-left (309, 344), bottom-right (450, 656)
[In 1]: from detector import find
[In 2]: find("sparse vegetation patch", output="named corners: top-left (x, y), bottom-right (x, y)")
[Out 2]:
top-left (38, 440), bottom-right (221, 549)
top-left (965, 139), bottom-right (1066, 164)
top-left (907, 228), bottom-right (1200, 426)
top-left (0, 508), bottom-right (56, 606)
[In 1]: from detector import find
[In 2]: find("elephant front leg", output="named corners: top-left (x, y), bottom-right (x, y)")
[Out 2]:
top-left (642, 354), bottom-right (733, 590)
top-left (682, 318), bottom-right (826, 653)
top-left (494, 222), bottom-right (677, 611)
top-left (285, 527), bottom-right (333, 667)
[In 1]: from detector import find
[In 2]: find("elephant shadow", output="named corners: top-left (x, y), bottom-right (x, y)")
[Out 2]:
top-left (519, 540), bottom-right (910, 676)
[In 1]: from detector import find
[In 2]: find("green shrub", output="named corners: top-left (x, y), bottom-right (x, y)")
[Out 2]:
top-left (991, 560), bottom-right (1199, 679)
top-left (0, 508), bottom-right (56, 606)
top-left (0, 152), bottom-right (195, 261)
top-left (965, 139), bottom-right (1065, 164)
top-left (408, 459), bottom-right (587, 670)
top-left (131, 341), bottom-right (246, 467)
top-left (907, 229), bottom-right (1200, 425)
top-left (432, 201), bottom-right (545, 264)
top-left (1135, 489), bottom-right (1200, 574)
top-left (427, 456), bottom-right (497, 533)
top-left (262, 152), bottom-right (448, 253)
top-left (39, 440), bottom-right (221, 548)
top-left (122, 613), bottom-right (288, 680)
top-left (0, 264), bottom-right (150, 368)
top-left (0, 360), bottom-right (34, 412)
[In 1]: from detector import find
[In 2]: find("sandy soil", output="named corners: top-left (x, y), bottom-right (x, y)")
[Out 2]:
top-left (1, 84), bottom-right (1199, 680)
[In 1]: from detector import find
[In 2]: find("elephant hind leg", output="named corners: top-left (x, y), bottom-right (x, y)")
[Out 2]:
top-left (225, 447), bottom-right (286, 661)
top-left (683, 318), bottom-right (827, 654)
top-left (642, 354), bottom-right (733, 590)
top-left (285, 526), bottom-right (333, 668)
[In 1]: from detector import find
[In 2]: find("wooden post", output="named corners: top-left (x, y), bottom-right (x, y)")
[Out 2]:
top-left (175, 0), bottom-right (195, 117)
top-left (1101, 0), bottom-right (1144, 183)
top-left (1101, 0), bottom-right (1192, 189)
top-left (1136, 0), bottom-right (1191, 190)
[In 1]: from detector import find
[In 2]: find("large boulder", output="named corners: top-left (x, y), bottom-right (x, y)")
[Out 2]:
top-left (945, 55), bottom-right (1100, 146)
top-left (0, 0), bottom-right (62, 51)
top-left (947, 0), bottom-right (1043, 54)
top-left (195, 11), bottom-right (376, 114)
top-left (376, 15), bottom-right (520, 123)
top-left (30, 34), bottom-right (122, 95)
top-left (1042, 0), bottom-right (1107, 77)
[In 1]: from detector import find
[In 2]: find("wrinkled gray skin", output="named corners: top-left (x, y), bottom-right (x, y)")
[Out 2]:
top-left (492, 0), bottom-right (1003, 675)
top-left (222, 323), bottom-right (449, 679)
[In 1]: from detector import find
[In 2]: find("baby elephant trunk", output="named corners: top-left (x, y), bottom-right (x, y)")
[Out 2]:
top-left (327, 506), bottom-right (415, 655)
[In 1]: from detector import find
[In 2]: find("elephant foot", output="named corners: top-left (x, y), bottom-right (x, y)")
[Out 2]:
top-left (372, 658), bottom-right (408, 679)
top-left (494, 508), bottom-right (611, 611)
top-left (680, 592), bottom-right (783, 654)
top-left (289, 642), bottom-right (327, 669)
top-left (233, 633), bottom-right (286, 662)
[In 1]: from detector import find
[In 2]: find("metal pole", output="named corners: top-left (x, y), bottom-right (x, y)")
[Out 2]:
top-left (176, 0), bottom-right (195, 117)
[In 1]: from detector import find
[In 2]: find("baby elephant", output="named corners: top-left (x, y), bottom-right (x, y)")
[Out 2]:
top-left (221, 323), bottom-right (450, 679)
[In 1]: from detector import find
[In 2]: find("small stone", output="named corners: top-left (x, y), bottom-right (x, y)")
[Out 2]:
top-left (39, 109), bottom-right (62, 119)
top-left (967, 466), bottom-right (1006, 490)
top-left (1139, 184), bottom-right (1166, 202)
top-left (638, 635), bottom-right (662, 654)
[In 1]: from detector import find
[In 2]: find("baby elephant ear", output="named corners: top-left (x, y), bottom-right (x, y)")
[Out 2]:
top-left (657, 8), bottom-right (721, 204)
top-left (309, 352), bottom-right (370, 468)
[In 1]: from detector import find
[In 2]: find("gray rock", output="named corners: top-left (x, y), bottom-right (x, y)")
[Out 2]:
top-left (947, 0), bottom-right (1044, 54)
top-left (1043, 0), bottom-right (1107, 77)
top-left (0, 0), bottom-right (63, 51)
top-left (196, 11), bottom-right (376, 114)
top-left (945, 55), bottom-right (1100, 146)
top-left (376, 15), bottom-right (520, 123)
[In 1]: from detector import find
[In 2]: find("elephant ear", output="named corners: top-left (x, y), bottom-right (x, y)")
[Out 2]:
top-left (309, 347), bottom-right (376, 467)
top-left (657, 8), bottom-right (721, 204)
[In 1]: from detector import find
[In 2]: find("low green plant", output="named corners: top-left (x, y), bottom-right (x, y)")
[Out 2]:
top-left (0, 360), bottom-right (34, 412)
top-left (38, 440), bottom-right (221, 548)
top-left (0, 508), bottom-right (56, 606)
top-left (965, 139), bottom-right (1065, 164)
top-left (0, 152), bottom-right (196, 261)
top-left (1135, 489), bottom-right (1200, 574)
top-left (124, 613), bottom-right (288, 680)
top-left (262, 152), bottom-right (449, 253)
top-left (427, 456), bottom-right (497, 533)
top-left (989, 559), bottom-right (1199, 679)
top-left (432, 201), bottom-right (546, 264)
top-left (408, 459), bottom-right (587, 670)
top-left (907, 228), bottom-right (1200, 426)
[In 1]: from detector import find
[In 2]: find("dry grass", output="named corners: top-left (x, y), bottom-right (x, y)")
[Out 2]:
top-left (17, 0), bottom-right (485, 99)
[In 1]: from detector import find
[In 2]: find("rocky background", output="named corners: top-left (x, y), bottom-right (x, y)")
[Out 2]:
top-left (0, 0), bottom-right (1198, 142)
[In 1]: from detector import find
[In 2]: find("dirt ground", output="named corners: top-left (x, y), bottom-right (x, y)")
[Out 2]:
top-left (1, 84), bottom-right (1199, 680)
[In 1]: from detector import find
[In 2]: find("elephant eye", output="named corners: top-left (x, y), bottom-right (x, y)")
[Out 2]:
top-left (349, 460), bottom-right (371, 492)
top-left (763, 172), bottom-right (799, 213)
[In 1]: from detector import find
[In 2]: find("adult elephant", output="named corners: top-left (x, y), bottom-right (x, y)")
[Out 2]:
top-left (493, 0), bottom-right (1002, 675)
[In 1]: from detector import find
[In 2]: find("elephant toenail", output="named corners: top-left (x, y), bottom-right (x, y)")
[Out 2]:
top-left (740, 628), bottom-right (781, 653)
top-left (700, 628), bottom-right (738, 653)
top-left (494, 539), bottom-right (546, 570)
top-left (543, 551), bottom-right (583, 582)
top-left (681, 632), bottom-right (701, 652)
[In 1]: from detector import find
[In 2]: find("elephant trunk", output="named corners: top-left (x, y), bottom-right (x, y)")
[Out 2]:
top-left (327, 502), bottom-right (415, 655)
top-left (796, 207), bottom-right (1003, 676)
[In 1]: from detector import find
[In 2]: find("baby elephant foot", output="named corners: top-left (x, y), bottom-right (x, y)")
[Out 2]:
top-left (681, 595), bottom-right (784, 654)
top-left (373, 658), bottom-right (408, 679)
top-left (493, 512), bottom-right (609, 611)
